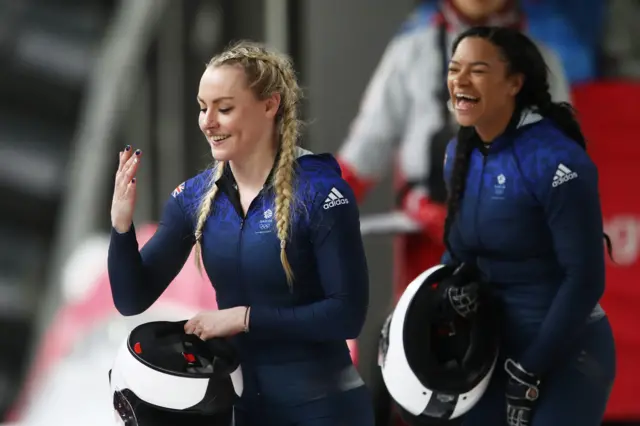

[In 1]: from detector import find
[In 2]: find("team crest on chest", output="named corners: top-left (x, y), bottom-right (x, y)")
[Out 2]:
top-left (257, 208), bottom-right (274, 234)
top-left (493, 174), bottom-right (506, 200)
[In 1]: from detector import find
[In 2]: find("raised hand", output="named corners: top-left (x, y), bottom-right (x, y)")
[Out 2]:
top-left (111, 146), bottom-right (142, 233)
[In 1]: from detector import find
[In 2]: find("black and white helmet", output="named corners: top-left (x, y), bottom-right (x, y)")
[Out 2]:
top-left (379, 264), bottom-right (500, 423)
top-left (108, 320), bottom-right (243, 426)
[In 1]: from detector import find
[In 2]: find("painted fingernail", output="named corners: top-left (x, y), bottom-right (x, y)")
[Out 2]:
top-left (125, 145), bottom-right (131, 151)
top-left (134, 149), bottom-right (141, 155)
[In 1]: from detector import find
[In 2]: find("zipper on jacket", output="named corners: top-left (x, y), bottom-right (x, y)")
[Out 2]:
top-left (238, 218), bottom-right (245, 300)
top-left (474, 154), bottom-right (487, 249)
top-left (236, 192), bottom-right (266, 308)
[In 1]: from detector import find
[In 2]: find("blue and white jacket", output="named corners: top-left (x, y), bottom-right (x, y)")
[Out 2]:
top-left (443, 110), bottom-right (606, 376)
top-left (108, 148), bottom-right (369, 404)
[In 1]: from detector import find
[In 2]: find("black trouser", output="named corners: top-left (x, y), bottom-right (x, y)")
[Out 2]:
top-left (461, 318), bottom-right (616, 426)
top-left (234, 385), bottom-right (375, 426)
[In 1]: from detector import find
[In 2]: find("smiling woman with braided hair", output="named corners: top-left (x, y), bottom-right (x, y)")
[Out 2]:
top-left (439, 26), bottom-right (616, 426)
top-left (108, 41), bottom-right (373, 425)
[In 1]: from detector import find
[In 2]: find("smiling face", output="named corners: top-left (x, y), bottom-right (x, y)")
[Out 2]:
top-left (197, 64), bottom-right (280, 161)
top-left (447, 36), bottom-right (523, 135)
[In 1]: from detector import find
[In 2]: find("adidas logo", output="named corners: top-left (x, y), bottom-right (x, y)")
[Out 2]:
top-left (323, 187), bottom-right (349, 210)
top-left (552, 163), bottom-right (578, 187)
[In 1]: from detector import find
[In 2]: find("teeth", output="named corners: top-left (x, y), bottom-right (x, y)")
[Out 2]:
top-left (211, 135), bottom-right (230, 141)
top-left (456, 94), bottom-right (479, 101)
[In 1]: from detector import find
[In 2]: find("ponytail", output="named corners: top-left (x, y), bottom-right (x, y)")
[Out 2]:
top-left (532, 91), bottom-right (586, 151)
top-left (443, 126), bottom-right (477, 261)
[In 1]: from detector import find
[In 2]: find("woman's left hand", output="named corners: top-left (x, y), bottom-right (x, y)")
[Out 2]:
top-left (184, 307), bottom-right (247, 340)
top-left (504, 359), bottom-right (541, 426)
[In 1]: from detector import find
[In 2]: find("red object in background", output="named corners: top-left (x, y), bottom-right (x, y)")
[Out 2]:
top-left (572, 81), bottom-right (640, 421)
top-left (393, 231), bottom-right (445, 304)
top-left (336, 159), bottom-right (375, 203)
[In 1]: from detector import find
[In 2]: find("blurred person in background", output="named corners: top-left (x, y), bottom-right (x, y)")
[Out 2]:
top-left (107, 41), bottom-right (374, 426)
top-left (523, 0), bottom-right (607, 85)
top-left (441, 26), bottom-right (615, 426)
top-left (601, 0), bottom-right (640, 80)
top-left (336, 0), bottom-right (570, 306)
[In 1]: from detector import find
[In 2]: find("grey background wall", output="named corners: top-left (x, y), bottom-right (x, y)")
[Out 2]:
top-left (300, 0), bottom-right (415, 380)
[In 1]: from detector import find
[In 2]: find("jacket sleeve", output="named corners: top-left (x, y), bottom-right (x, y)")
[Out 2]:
top-left (337, 33), bottom-right (414, 184)
top-left (108, 188), bottom-right (196, 316)
top-left (518, 150), bottom-right (605, 375)
top-left (248, 181), bottom-right (369, 341)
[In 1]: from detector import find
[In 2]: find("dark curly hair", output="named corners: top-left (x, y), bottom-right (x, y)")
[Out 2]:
top-left (443, 26), bottom-right (613, 261)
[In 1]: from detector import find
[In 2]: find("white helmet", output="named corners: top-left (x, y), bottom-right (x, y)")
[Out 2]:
top-left (379, 264), bottom-right (500, 423)
top-left (109, 320), bottom-right (243, 426)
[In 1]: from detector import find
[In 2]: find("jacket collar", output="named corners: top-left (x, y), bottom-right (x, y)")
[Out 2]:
top-left (479, 108), bottom-right (543, 154)
top-left (215, 146), bottom-right (313, 191)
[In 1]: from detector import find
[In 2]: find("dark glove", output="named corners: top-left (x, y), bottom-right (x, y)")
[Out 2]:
top-left (444, 281), bottom-right (479, 318)
top-left (504, 359), bottom-right (541, 426)
top-left (439, 263), bottom-right (481, 319)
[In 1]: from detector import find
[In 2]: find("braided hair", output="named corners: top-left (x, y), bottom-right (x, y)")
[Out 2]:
top-left (194, 41), bottom-right (303, 288)
top-left (443, 26), bottom-right (613, 261)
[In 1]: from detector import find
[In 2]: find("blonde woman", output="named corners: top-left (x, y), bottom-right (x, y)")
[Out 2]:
top-left (108, 41), bottom-right (374, 425)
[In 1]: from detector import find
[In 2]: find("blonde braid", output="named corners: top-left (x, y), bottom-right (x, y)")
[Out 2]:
top-left (205, 41), bottom-right (303, 287)
top-left (194, 162), bottom-right (225, 271)
top-left (273, 90), bottom-right (299, 288)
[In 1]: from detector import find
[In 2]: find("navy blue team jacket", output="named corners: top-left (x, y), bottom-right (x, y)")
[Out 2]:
top-left (442, 111), bottom-right (606, 376)
top-left (108, 149), bottom-right (369, 404)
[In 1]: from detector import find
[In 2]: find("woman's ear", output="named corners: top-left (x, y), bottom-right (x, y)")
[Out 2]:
top-left (264, 92), bottom-right (282, 119)
top-left (509, 73), bottom-right (524, 97)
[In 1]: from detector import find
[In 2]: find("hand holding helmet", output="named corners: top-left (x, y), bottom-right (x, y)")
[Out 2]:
top-left (378, 264), bottom-right (500, 424)
top-left (184, 307), bottom-right (249, 340)
top-left (439, 263), bottom-right (482, 320)
top-left (109, 320), bottom-right (243, 426)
